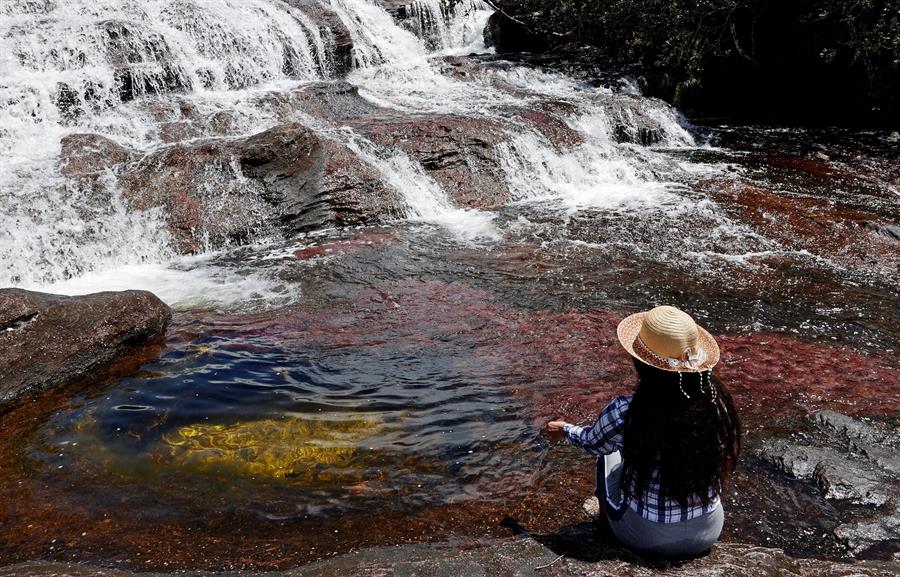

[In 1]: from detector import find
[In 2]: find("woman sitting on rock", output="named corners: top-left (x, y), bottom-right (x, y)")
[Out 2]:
top-left (548, 305), bottom-right (741, 557)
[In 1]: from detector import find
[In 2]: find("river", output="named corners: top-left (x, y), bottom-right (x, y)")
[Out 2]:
top-left (1, 0), bottom-right (898, 570)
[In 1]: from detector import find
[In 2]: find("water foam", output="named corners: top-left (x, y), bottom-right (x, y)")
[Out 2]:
top-left (1, 0), bottom-right (724, 302)
top-left (41, 251), bottom-right (297, 311)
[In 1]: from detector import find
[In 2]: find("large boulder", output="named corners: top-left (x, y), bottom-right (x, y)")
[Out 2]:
top-left (59, 121), bottom-right (407, 251)
top-left (118, 122), bottom-right (326, 253)
top-left (0, 289), bottom-right (171, 410)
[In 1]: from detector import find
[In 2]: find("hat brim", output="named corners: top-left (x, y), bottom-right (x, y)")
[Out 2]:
top-left (617, 311), bottom-right (720, 372)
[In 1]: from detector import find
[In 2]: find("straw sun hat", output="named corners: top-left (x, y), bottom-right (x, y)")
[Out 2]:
top-left (617, 306), bottom-right (719, 372)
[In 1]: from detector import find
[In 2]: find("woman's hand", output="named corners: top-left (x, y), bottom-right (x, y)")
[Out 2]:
top-left (546, 420), bottom-right (567, 442)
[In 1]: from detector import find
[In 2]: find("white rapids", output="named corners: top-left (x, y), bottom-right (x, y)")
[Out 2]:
top-left (0, 0), bottom-right (750, 310)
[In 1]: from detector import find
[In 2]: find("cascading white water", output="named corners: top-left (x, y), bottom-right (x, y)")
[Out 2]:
top-left (341, 130), bottom-right (500, 240)
top-left (1, 0), bottom-right (339, 291)
top-left (1, 0), bottom-right (732, 308)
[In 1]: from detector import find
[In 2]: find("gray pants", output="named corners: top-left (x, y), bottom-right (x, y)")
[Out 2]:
top-left (601, 451), bottom-right (724, 557)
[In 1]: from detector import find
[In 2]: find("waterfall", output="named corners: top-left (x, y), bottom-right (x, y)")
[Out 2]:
top-left (0, 0), bottom-right (338, 288)
top-left (1, 0), bottom-right (715, 304)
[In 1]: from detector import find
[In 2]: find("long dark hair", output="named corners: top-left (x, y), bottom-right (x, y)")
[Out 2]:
top-left (621, 359), bottom-right (741, 507)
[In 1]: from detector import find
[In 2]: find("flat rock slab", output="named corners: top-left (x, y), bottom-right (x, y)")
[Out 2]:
top-left (0, 289), bottom-right (171, 409)
top-left (3, 538), bottom-right (898, 577)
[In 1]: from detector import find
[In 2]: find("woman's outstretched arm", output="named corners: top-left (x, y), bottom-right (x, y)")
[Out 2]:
top-left (546, 395), bottom-right (631, 456)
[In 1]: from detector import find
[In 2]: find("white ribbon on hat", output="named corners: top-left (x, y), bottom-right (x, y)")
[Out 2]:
top-left (637, 336), bottom-right (709, 371)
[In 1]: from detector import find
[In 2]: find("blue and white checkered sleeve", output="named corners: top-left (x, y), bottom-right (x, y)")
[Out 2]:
top-left (563, 395), bottom-right (631, 456)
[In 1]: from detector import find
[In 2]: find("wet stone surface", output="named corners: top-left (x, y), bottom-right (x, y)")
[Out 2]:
top-left (4, 537), bottom-right (900, 577)
top-left (0, 289), bottom-right (171, 410)
top-left (0, 269), bottom-right (897, 570)
top-left (757, 411), bottom-right (900, 557)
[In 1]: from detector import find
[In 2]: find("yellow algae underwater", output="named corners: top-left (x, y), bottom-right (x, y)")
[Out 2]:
top-left (157, 415), bottom-right (381, 481)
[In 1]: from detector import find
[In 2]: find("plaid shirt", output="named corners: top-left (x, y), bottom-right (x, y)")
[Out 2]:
top-left (563, 395), bottom-right (720, 523)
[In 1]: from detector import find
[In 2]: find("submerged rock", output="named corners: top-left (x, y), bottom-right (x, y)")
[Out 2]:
top-left (757, 411), bottom-right (900, 554)
top-left (156, 415), bottom-right (380, 481)
top-left (274, 81), bottom-right (383, 122)
top-left (99, 19), bottom-right (190, 103)
top-left (605, 94), bottom-right (673, 146)
top-left (0, 289), bottom-right (170, 410)
top-left (319, 139), bottom-right (406, 226)
top-left (60, 133), bottom-right (134, 177)
top-left (280, 0), bottom-right (354, 75)
top-left (701, 178), bottom-right (900, 276)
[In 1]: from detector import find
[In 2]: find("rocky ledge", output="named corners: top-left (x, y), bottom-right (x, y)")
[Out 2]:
top-left (0, 289), bottom-right (171, 410)
top-left (757, 410), bottom-right (900, 556)
top-left (2, 537), bottom-right (898, 577)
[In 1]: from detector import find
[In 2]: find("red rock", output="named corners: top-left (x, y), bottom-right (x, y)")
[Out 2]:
top-left (59, 133), bottom-right (133, 177)
top-left (700, 177), bottom-right (900, 275)
top-left (293, 231), bottom-right (397, 259)
top-left (119, 123), bottom-right (324, 253)
top-left (318, 139), bottom-right (406, 226)
top-left (350, 114), bottom-right (511, 208)
top-left (0, 289), bottom-right (171, 410)
top-left (516, 109), bottom-right (585, 147)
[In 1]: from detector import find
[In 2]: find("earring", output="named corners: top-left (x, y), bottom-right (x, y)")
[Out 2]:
top-left (678, 371), bottom-right (691, 400)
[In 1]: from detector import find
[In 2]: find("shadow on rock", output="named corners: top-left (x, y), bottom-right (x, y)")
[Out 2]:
top-left (500, 517), bottom-right (705, 570)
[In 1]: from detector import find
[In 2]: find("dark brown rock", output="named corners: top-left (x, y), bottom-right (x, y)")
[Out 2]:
top-left (603, 94), bottom-right (675, 146)
top-left (350, 114), bottom-right (511, 208)
top-left (268, 81), bottom-right (383, 123)
top-left (376, 0), bottom-right (455, 50)
top-left (98, 20), bottom-right (189, 102)
top-left (319, 138), bottom-right (406, 225)
top-left (280, 0), bottom-right (354, 75)
top-left (119, 122), bottom-right (325, 253)
top-left (0, 289), bottom-right (171, 410)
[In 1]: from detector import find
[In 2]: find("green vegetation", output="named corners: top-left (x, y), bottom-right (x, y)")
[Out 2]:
top-left (476, 0), bottom-right (899, 124)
